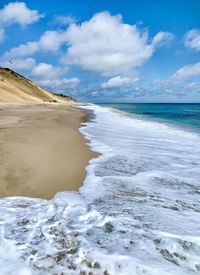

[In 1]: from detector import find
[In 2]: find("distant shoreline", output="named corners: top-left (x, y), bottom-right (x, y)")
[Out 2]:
top-left (0, 102), bottom-right (98, 199)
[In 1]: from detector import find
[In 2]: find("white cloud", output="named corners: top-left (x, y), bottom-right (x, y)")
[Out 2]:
top-left (184, 29), bottom-right (200, 51)
top-left (171, 62), bottom-right (200, 81)
top-left (0, 57), bottom-right (36, 70)
top-left (0, 2), bottom-right (43, 26)
top-left (2, 41), bottom-right (39, 59)
top-left (39, 30), bottom-right (68, 52)
top-left (152, 31), bottom-right (174, 47)
top-left (101, 75), bottom-right (138, 89)
top-left (0, 2), bottom-right (43, 44)
top-left (30, 63), bottom-right (67, 80)
top-left (183, 81), bottom-right (200, 90)
top-left (1, 30), bottom-right (68, 59)
top-left (62, 12), bottom-right (173, 75)
top-left (0, 29), bottom-right (5, 42)
top-left (53, 15), bottom-right (77, 26)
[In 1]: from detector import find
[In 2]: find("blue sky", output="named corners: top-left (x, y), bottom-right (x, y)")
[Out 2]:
top-left (0, 0), bottom-right (200, 102)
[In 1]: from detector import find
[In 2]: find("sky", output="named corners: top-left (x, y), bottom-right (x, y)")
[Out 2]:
top-left (0, 0), bottom-right (200, 103)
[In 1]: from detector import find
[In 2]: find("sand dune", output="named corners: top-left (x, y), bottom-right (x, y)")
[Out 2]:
top-left (0, 67), bottom-right (74, 103)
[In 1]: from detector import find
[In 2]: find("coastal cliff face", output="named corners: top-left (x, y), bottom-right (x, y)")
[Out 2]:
top-left (0, 67), bottom-right (75, 103)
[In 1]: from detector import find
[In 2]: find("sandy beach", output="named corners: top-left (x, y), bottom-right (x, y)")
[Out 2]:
top-left (0, 103), bottom-right (97, 199)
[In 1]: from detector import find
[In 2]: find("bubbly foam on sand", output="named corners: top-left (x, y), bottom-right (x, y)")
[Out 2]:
top-left (0, 104), bottom-right (200, 274)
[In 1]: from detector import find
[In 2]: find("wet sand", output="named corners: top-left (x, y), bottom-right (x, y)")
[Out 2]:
top-left (0, 103), bottom-right (98, 199)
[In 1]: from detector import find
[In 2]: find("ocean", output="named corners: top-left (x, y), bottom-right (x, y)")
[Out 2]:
top-left (98, 103), bottom-right (200, 133)
top-left (0, 103), bottom-right (200, 274)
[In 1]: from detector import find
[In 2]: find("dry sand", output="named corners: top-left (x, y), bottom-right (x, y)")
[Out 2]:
top-left (0, 103), bottom-right (98, 199)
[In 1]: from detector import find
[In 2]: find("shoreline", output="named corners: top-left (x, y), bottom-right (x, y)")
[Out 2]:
top-left (0, 102), bottom-right (98, 199)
